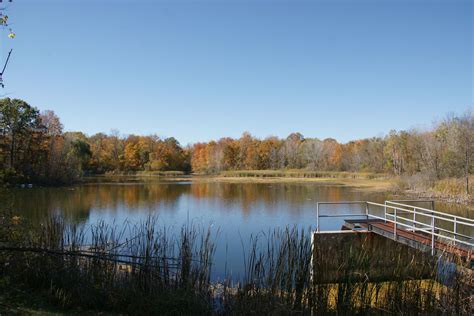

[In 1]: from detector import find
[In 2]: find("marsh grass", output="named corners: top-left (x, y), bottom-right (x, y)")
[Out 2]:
top-left (220, 170), bottom-right (384, 180)
top-left (222, 228), bottom-right (472, 315)
top-left (0, 213), bottom-right (216, 314)
top-left (393, 174), bottom-right (473, 203)
top-left (0, 213), bottom-right (472, 314)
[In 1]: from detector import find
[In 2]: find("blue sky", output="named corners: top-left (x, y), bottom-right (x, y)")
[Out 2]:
top-left (2, 0), bottom-right (472, 145)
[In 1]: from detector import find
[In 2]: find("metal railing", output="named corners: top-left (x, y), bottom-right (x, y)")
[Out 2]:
top-left (316, 200), bottom-right (474, 256)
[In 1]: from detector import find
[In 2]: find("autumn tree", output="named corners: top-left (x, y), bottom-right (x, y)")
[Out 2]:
top-left (258, 137), bottom-right (282, 170)
top-left (39, 110), bottom-right (65, 179)
top-left (443, 111), bottom-right (474, 193)
top-left (219, 137), bottom-right (239, 170)
top-left (282, 133), bottom-right (305, 169)
top-left (148, 137), bottom-right (188, 171)
top-left (1, 97), bottom-right (471, 192)
top-left (191, 143), bottom-right (208, 173)
top-left (0, 98), bottom-right (42, 171)
top-left (123, 135), bottom-right (145, 171)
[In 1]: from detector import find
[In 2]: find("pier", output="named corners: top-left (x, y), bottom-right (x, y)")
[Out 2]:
top-left (312, 200), bottom-right (473, 284)
top-left (316, 200), bottom-right (473, 260)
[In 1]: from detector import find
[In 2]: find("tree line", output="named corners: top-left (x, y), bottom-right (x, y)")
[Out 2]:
top-left (0, 98), bottom-right (472, 192)
top-left (0, 98), bottom-right (190, 184)
top-left (191, 113), bottom-right (472, 193)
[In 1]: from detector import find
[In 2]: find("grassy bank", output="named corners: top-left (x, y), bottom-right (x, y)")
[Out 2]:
top-left (86, 170), bottom-right (473, 204)
top-left (86, 170), bottom-right (393, 191)
top-left (0, 212), bottom-right (471, 314)
top-left (393, 175), bottom-right (474, 204)
top-left (218, 170), bottom-right (385, 179)
top-left (104, 170), bottom-right (187, 177)
top-left (205, 171), bottom-right (472, 204)
top-left (190, 170), bottom-right (393, 191)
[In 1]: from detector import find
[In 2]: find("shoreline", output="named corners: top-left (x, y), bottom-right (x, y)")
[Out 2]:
top-left (89, 173), bottom-right (393, 191)
top-left (88, 173), bottom-right (473, 207)
top-left (192, 175), bottom-right (394, 190)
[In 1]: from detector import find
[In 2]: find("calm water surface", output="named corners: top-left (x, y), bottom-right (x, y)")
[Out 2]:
top-left (2, 177), bottom-right (471, 278)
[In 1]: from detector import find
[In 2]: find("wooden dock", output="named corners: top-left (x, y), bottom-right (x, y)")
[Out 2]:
top-left (343, 218), bottom-right (473, 261)
top-left (316, 200), bottom-right (474, 264)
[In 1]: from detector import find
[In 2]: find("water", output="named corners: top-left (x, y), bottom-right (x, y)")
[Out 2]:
top-left (1, 176), bottom-right (471, 278)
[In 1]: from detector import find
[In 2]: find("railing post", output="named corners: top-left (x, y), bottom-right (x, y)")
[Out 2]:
top-left (384, 201), bottom-right (387, 222)
top-left (316, 202), bottom-right (320, 233)
top-left (453, 217), bottom-right (457, 245)
top-left (394, 207), bottom-right (397, 240)
top-left (365, 202), bottom-right (370, 231)
top-left (413, 207), bottom-right (416, 230)
top-left (310, 232), bottom-right (314, 288)
top-left (431, 212), bottom-right (435, 256)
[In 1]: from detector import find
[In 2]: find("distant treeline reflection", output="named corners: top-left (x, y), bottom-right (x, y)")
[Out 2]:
top-left (4, 182), bottom-right (380, 223)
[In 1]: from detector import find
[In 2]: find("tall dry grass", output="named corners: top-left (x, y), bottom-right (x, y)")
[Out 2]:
top-left (0, 212), bottom-right (216, 314)
top-left (393, 174), bottom-right (473, 203)
top-left (221, 227), bottom-right (472, 315)
top-left (220, 170), bottom-right (385, 180)
top-left (0, 213), bottom-right (472, 314)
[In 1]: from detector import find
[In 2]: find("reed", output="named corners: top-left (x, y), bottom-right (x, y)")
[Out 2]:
top-left (0, 213), bottom-right (471, 314)
top-left (223, 227), bottom-right (472, 315)
top-left (0, 212), bottom-right (216, 314)
top-left (103, 170), bottom-right (187, 177)
top-left (219, 170), bottom-right (384, 180)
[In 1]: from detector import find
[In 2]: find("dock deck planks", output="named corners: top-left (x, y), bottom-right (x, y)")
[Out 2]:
top-left (343, 219), bottom-right (473, 261)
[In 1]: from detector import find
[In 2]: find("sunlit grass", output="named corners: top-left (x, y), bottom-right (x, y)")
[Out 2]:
top-left (219, 170), bottom-right (385, 179)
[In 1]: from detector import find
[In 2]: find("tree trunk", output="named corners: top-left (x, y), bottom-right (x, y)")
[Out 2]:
top-left (466, 149), bottom-right (470, 195)
top-left (9, 132), bottom-right (14, 169)
top-left (466, 175), bottom-right (469, 195)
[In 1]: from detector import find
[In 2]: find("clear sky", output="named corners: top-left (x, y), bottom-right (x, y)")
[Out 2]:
top-left (2, 0), bottom-right (472, 145)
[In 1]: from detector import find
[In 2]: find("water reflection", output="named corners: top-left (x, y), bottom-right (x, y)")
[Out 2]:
top-left (0, 181), bottom-right (469, 224)
top-left (3, 180), bottom-right (471, 225)
top-left (2, 181), bottom-right (391, 225)
top-left (1, 179), bottom-right (471, 277)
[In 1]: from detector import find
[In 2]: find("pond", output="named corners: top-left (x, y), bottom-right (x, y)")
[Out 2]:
top-left (2, 177), bottom-right (471, 279)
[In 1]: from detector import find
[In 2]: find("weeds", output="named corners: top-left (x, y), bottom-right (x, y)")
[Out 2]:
top-left (0, 213), bottom-right (216, 314)
top-left (393, 174), bottom-right (473, 203)
top-left (223, 228), bottom-right (472, 315)
top-left (0, 213), bottom-right (472, 314)
top-left (220, 170), bottom-right (385, 180)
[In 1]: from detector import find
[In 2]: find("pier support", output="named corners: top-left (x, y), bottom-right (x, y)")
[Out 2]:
top-left (311, 230), bottom-right (434, 284)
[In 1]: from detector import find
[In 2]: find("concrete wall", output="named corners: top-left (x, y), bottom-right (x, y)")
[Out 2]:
top-left (311, 230), bottom-right (434, 284)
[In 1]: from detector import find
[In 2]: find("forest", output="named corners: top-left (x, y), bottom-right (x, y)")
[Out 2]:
top-left (0, 98), bottom-right (472, 194)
